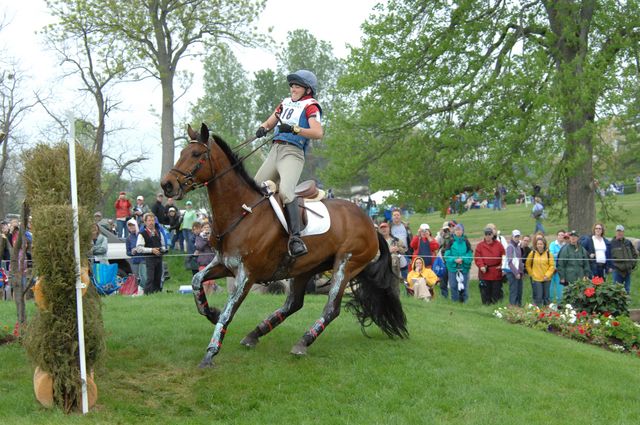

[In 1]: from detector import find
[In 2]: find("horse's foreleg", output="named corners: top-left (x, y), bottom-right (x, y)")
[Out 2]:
top-left (240, 273), bottom-right (311, 348)
top-left (192, 254), bottom-right (229, 325)
top-left (199, 262), bottom-right (252, 368)
top-left (291, 254), bottom-right (352, 356)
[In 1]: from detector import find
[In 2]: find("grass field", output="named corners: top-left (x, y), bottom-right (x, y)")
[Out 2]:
top-left (1, 196), bottom-right (640, 424)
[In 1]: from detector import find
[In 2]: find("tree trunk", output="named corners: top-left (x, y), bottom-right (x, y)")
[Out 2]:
top-left (160, 69), bottom-right (175, 178)
top-left (566, 154), bottom-right (596, 235)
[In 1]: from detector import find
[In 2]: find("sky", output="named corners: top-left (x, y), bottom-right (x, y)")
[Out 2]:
top-left (1, 0), bottom-right (382, 179)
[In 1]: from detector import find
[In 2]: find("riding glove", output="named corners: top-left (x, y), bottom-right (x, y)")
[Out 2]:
top-left (255, 126), bottom-right (267, 138)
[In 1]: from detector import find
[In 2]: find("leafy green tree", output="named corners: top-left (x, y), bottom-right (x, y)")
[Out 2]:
top-left (46, 0), bottom-right (266, 178)
top-left (322, 0), bottom-right (640, 233)
top-left (191, 43), bottom-right (253, 143)
top-left (253, 68), bottom-right (283, 124)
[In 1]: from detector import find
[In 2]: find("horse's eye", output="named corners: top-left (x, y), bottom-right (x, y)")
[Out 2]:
top-left (192, 150), bottom-right (203, 158)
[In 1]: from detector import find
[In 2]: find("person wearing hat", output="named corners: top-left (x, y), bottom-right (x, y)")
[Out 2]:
top-left (410, 223), bottom-right (439, 269)
top-left (253, 70), bottom-right (323, 258)
top-left (474, 227), bottom-right (506, 304)
top-left (179, 201), bottom-right (198, 253)
top-left (436, 220), bottom-right (457, 298)
top-left (133, 195), bottom-right (150, 228)
top-left (125, 218), bottom-right (146, 291)
top-left (378, 221), bottom-right (406, 282)
top-left (443, 223), bottom-right (473, 302)
top-left (556, 230), bottom-right (591, 286)
top-left (114, 191), bottom-right (132, 238)
top-left (505, 230), bottom-right (525, 307)
top-left (390, 209), bottom-right (413, 278)
top-left (610, 225), bottom-right (638, 294)
top-left (151, 192), bottom-right (167, 225)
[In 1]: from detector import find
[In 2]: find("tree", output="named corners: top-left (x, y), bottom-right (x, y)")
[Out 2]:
top-left (43, 1), bottom-right (133, 172)
top-left (322, 0), bottom-right (640, 233)
top-left (191, 43), bottom-right (253, 143)
top-left (48, 0), bottom-right (267, 178)
top-left (0, 65), bottom-right (37, 219)
top-left (253, 68), bottom-right (282, 124)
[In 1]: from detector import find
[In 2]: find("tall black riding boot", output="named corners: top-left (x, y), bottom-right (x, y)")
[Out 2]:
top-left (285, 201), bottom-right (308, 257)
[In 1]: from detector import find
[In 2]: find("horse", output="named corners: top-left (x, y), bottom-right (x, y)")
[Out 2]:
top-left (161, 124), bottom-right (407, 368)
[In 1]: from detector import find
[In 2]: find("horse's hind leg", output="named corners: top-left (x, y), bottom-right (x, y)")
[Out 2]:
top-left (291, 254), bottom-right (353, 356)
top-left (240, 272), bottom-right (312, 348)
top-left (192, 254), bottom-right (229, 325)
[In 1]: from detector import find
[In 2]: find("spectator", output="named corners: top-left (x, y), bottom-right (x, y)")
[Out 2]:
top-left (443, 223), bottom-right (473, 303)
top-left (410, 223), bottom-right (439, 268)
top-left (194, 222), bottom-right (220, 293)
top-left (90, 223), bottom-right (108, 264)
top-left (525, 238), bottom-right (555, 306)
top-left (531, 197), bottom-right (545, 235)
top-left (406, 256), bottom-right (439, 301)
top-left (505, 230), bottom-right (525, 307)
top-left (378, 222), bottom-right (406, 282)
top-left (548, 230), bottom-right (567, 304)
top-left (474, 227), bottom-right (506, 305)
top-left (125, 218), bottom-right (146, 291)
top-left (556, 230), bottom-right (591, 286)
top-left (151, 192), bottom-right (167, 225)
top-left (581, 223), bottom-right (611, 279)
top-left (114, 191), bottom-right (132, 238)
top-left (180, 201), bottom-right (198, 253)
top-left (136, 212), bottom-right (167, 294)
top-left (636, 175), bottom-right (640, 193)
top-left (493, 187), bottom-right (501, 211)
top-left (610, 225), bottom-right (638, 294)
top-left (132, 195), bottom-right (150, 228)
top-left (390, 209), bottom-right (412, 279)
top-left (436, 220), bottom-right (455, 298)
top-left (186, 221), bottom-right (203, 276)
top-left (487, 222), bottom-right (508, 300)
top-left (165, 206), bottom-right (183, 250)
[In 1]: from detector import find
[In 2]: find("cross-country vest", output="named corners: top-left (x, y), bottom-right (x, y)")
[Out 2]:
top-left (274, 97), bottom-right (322, 152)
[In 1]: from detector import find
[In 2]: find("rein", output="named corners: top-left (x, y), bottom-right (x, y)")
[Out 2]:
top-left (169, 133), bottom-right (276, 252)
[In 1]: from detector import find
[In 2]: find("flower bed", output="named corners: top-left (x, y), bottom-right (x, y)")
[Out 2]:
top-left (494, 304), bottom-right (640, 357)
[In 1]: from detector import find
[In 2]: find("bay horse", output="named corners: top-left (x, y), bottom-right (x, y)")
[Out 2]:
top-left (161, 124), bottom-right (407, 368)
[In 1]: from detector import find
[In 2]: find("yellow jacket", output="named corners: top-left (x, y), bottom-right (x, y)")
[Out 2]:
top-left (407, 257), bottom-right (439, 289)
top-left (525, 249), bottom-right (555, 282)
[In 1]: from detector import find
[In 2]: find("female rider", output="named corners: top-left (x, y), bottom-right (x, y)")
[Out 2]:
top-left (254, 70), bottom-right (324, 257)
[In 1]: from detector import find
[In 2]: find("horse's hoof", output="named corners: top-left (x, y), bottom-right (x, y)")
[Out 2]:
top-left (290, 343), bottom-right (307, 356)
top-left (240, 335), bottom-right (258, 348)
top-left (198, 355), bottom-right (215, 369)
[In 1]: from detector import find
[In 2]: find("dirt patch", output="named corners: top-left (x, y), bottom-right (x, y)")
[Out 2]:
top-left (0, 334), bottom-right (17, 345)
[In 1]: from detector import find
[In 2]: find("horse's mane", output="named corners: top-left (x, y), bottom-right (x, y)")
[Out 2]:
top-left (210, 134), bottom-right (263, 193)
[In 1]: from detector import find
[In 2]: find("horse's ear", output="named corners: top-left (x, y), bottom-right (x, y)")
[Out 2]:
top-left (200, 123), bottom-right (209, 143)
top-left (187, 124), bottom-right (197, 141)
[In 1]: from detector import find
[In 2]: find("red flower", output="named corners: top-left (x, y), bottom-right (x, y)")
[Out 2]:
top-left (584, 287), bottom-right (596, 297)
top-left (538, 313), bottom-right (545, 319)
top-left (592, 276), bottom-right (604, 286)
top-left (578, 326), bottom-right (585, 335)
top-left (603, 312), bottom-right (611, 317)
top-left (612, 321), bottom-right (620, 327)
top-left (12, 322), bottom-right (20, 337)
top-left (581, 311), bottom-right (588, 317)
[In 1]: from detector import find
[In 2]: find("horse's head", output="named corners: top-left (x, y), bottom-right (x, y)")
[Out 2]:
top-left (161, 123), bottom-right (213, 199)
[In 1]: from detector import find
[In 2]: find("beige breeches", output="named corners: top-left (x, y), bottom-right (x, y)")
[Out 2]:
top-left (254, 143), bottom-right (304, 204)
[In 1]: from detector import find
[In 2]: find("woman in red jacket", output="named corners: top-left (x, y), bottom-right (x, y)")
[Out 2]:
top-left (474, 227), bottom-right (506, 304)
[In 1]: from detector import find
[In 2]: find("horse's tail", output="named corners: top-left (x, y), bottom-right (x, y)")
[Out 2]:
top-left (346, 232), bottom-right (408, 339)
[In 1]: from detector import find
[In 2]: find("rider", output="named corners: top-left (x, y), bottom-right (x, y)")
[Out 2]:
top-left (254, 69), bottom-right (324, 257)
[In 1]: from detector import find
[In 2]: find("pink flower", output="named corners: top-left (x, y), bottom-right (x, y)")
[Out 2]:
top-left (584, 287), bottom-right (595, 297)
top-left (592, 276), bottom-right (604, 286)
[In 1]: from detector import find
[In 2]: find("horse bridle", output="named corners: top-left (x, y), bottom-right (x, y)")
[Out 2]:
top-left (169, 140), bottom-right (214, 194)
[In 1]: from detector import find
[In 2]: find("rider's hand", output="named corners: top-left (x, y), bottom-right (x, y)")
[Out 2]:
top-left (279, 123), bottom-right (294, 133)
top-left (255, 126), bottom-right (267, 138)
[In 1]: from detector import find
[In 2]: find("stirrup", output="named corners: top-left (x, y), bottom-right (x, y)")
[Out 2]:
top-left (288, 236), bottom-right (308, 257)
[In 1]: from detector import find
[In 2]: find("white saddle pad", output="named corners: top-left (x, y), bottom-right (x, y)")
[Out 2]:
top-left (268, 197), bottom-right (330, 236)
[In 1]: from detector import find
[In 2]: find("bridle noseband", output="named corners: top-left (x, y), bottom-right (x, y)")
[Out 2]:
top-left (169, 140), bottom-right (213, 194)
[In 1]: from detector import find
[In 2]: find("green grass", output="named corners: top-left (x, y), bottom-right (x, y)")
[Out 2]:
top-left (2, 198), bottom-right (640, 424)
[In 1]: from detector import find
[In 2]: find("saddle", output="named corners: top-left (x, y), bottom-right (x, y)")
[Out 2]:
top-left (261, 180), bottom-right (326, 228)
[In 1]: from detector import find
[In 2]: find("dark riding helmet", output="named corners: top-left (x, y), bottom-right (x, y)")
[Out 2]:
top-left (287, 70), bottom-right (318, 95)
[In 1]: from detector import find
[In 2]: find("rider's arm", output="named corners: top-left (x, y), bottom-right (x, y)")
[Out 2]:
top-left (296, 117), bottom-right (323, 139)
